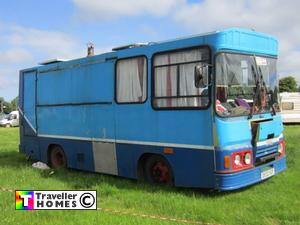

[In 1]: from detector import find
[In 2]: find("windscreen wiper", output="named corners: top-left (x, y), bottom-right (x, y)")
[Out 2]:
top-left (258, 67), bottom-right (276, 116)
top-left (248, 64), bottom-right (260, 119)
top-left (249, 59), bottom-right (276, 120)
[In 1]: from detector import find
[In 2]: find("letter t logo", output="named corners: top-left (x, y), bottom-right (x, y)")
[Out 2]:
top-left (20, 194), bottom-right (32, 207)
top-left (16, 191), bottom-right (34, 210)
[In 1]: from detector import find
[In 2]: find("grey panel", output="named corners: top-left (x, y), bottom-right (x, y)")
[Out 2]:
top-left (92, 142), bottom-right (118, 175)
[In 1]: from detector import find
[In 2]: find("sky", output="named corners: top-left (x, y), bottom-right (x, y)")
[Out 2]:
top-left (0, 0), bottom-right (299, 101)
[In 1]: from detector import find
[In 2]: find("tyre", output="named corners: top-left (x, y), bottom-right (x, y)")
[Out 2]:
top-left (144, 155), bottom-right (174, 185)
top-left (49, 145), bottom-right (67, 169)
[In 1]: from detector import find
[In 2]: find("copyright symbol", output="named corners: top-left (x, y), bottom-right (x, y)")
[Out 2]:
top-left (79, 193), bottom-right (95, 208)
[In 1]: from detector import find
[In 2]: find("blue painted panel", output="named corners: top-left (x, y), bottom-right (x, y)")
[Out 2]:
top-left (19, 72), bottom-right (24, 149)
top-left (23, 71), bottom-right (37, 134)
top-left (257, 116), bottom-right (283, 141)
top-left (22, 117), bottom-right (38, 139)
top-left (37, 61), bottom-right (114, 105)
top-left (215, 114), bottom-right (283, 148)
top-left (39, 137), bottom-right (94, 171)
top-left (156, 111), bottom-right (212, 145)
top-left (18, 72), bottom-right (24, 111)
top-left (170, 148), bottom-right (215, 187)
top-left (214, 28), bottom-right (278, 56)
top-left (115, 103), bottom-right (155, 142)
top-left (116, 143), bottom-right (215, 188)
top-left (215, 116), bottom-right (252, 148)
top-left (23, 136), bottom-right (39, 160)
top-left (115, 104), bottom-right (213, 146)
top-left (37, 105), bottom-right (115, 139)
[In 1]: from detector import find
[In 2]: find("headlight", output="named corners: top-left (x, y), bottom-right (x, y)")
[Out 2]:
top-left (234, 154), bottom-right (241, 165)
top-left (244, 152), bottom-right (251, 165)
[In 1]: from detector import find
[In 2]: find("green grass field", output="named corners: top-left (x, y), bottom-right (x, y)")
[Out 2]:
top-left (0, 127), bottom-right (299, 225)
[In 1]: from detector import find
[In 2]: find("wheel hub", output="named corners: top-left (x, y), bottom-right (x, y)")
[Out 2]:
top-left (151, 161), bottom-right (170, 183)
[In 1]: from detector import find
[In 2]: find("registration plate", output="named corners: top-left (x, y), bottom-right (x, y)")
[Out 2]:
top-left (261, 167), bottom-right (275, 180)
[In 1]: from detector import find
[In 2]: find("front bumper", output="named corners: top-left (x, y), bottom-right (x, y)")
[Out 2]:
top-left (215, 156), bottom-right (286, 191)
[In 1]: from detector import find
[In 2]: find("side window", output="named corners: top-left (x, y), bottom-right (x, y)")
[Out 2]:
top-left (116, 56), bottom-right (147, 103)
top-left (153, 47), bottom-right (210, 109)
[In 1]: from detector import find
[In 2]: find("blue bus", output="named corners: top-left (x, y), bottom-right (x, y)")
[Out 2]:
top-left (19, 28), bottom-right (286, 190)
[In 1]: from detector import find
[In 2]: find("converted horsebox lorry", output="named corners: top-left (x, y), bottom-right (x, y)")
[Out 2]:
top-left (19, 28), bottom-right (286, 190)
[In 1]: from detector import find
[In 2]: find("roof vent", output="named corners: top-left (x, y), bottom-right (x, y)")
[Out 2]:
top-left (39, 58), bottom-right (66, 65)
top-left (112, 42), bottom-right (148, 51)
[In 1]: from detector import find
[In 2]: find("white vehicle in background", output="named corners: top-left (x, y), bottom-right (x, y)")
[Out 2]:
top-left (280, 92), bottom-right (300, 123)
top-left (0, 111), bottom-right (19, 128)
top-left (0, 113), bottom-right (7, 120)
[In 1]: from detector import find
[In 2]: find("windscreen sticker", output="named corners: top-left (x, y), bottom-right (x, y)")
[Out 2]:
top-left (255, 56), bottom-right (267, 66)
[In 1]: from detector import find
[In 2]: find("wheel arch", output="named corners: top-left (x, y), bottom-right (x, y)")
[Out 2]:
top-left (137, 153), bottom-right (174, 182)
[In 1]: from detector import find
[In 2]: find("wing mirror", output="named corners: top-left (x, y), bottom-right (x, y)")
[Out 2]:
top-left (194, 64), bottom-right (209, 88)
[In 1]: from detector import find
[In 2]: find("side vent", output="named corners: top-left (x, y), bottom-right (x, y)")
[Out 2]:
top-left (77, 153), bottom-right (85, 163)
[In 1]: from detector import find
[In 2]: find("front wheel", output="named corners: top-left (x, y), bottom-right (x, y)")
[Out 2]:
top-left (49, 145), bottom-right (67, 169)
top-left (144, 155), bottom-right (174, 186)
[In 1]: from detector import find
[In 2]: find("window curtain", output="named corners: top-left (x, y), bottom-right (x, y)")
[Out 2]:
top-left (154, 49), bottom-right (207, 107)
top-left (117, 57), bottom-right (146, 103)
top-left (179, 62), bottom-right (206, 107)
top-left (155, 55), bottom-right (178, 107)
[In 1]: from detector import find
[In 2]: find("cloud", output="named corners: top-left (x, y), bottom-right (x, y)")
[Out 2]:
top-left (0, 48), bottom-right (33, 65)
top-left (72, 0), bottom-right (300, 83)
top-left (173, 0), bottom-right (300, 82)
top-left (72, 0), bottom-right (184, 20)
top-left (6, 26), bottom-right (83, 59)
top-left (0, 23), bottom-right (84, 101)
top-left (0, 68), bottom-right (17, 88)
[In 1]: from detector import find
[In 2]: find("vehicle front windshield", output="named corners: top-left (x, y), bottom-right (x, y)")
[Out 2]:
top-left (215, 53), bottom-right (280, 117)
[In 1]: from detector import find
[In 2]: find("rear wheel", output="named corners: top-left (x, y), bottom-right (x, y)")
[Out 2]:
top-left (49, 145), bottom-right (67, 169)
top-left (144, 155), bottom-right (174, 185)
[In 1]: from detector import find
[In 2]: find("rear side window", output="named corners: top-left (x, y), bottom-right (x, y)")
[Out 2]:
top-left (153, 47), bottom-right (210, 109)
top-left (116, 56), bottom-right (147, 103)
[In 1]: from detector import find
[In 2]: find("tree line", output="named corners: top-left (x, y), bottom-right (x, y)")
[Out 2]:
top-left (0, 97), bottom-right (18, 114)
top-left (279, 76), bottom-right (299, 92)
